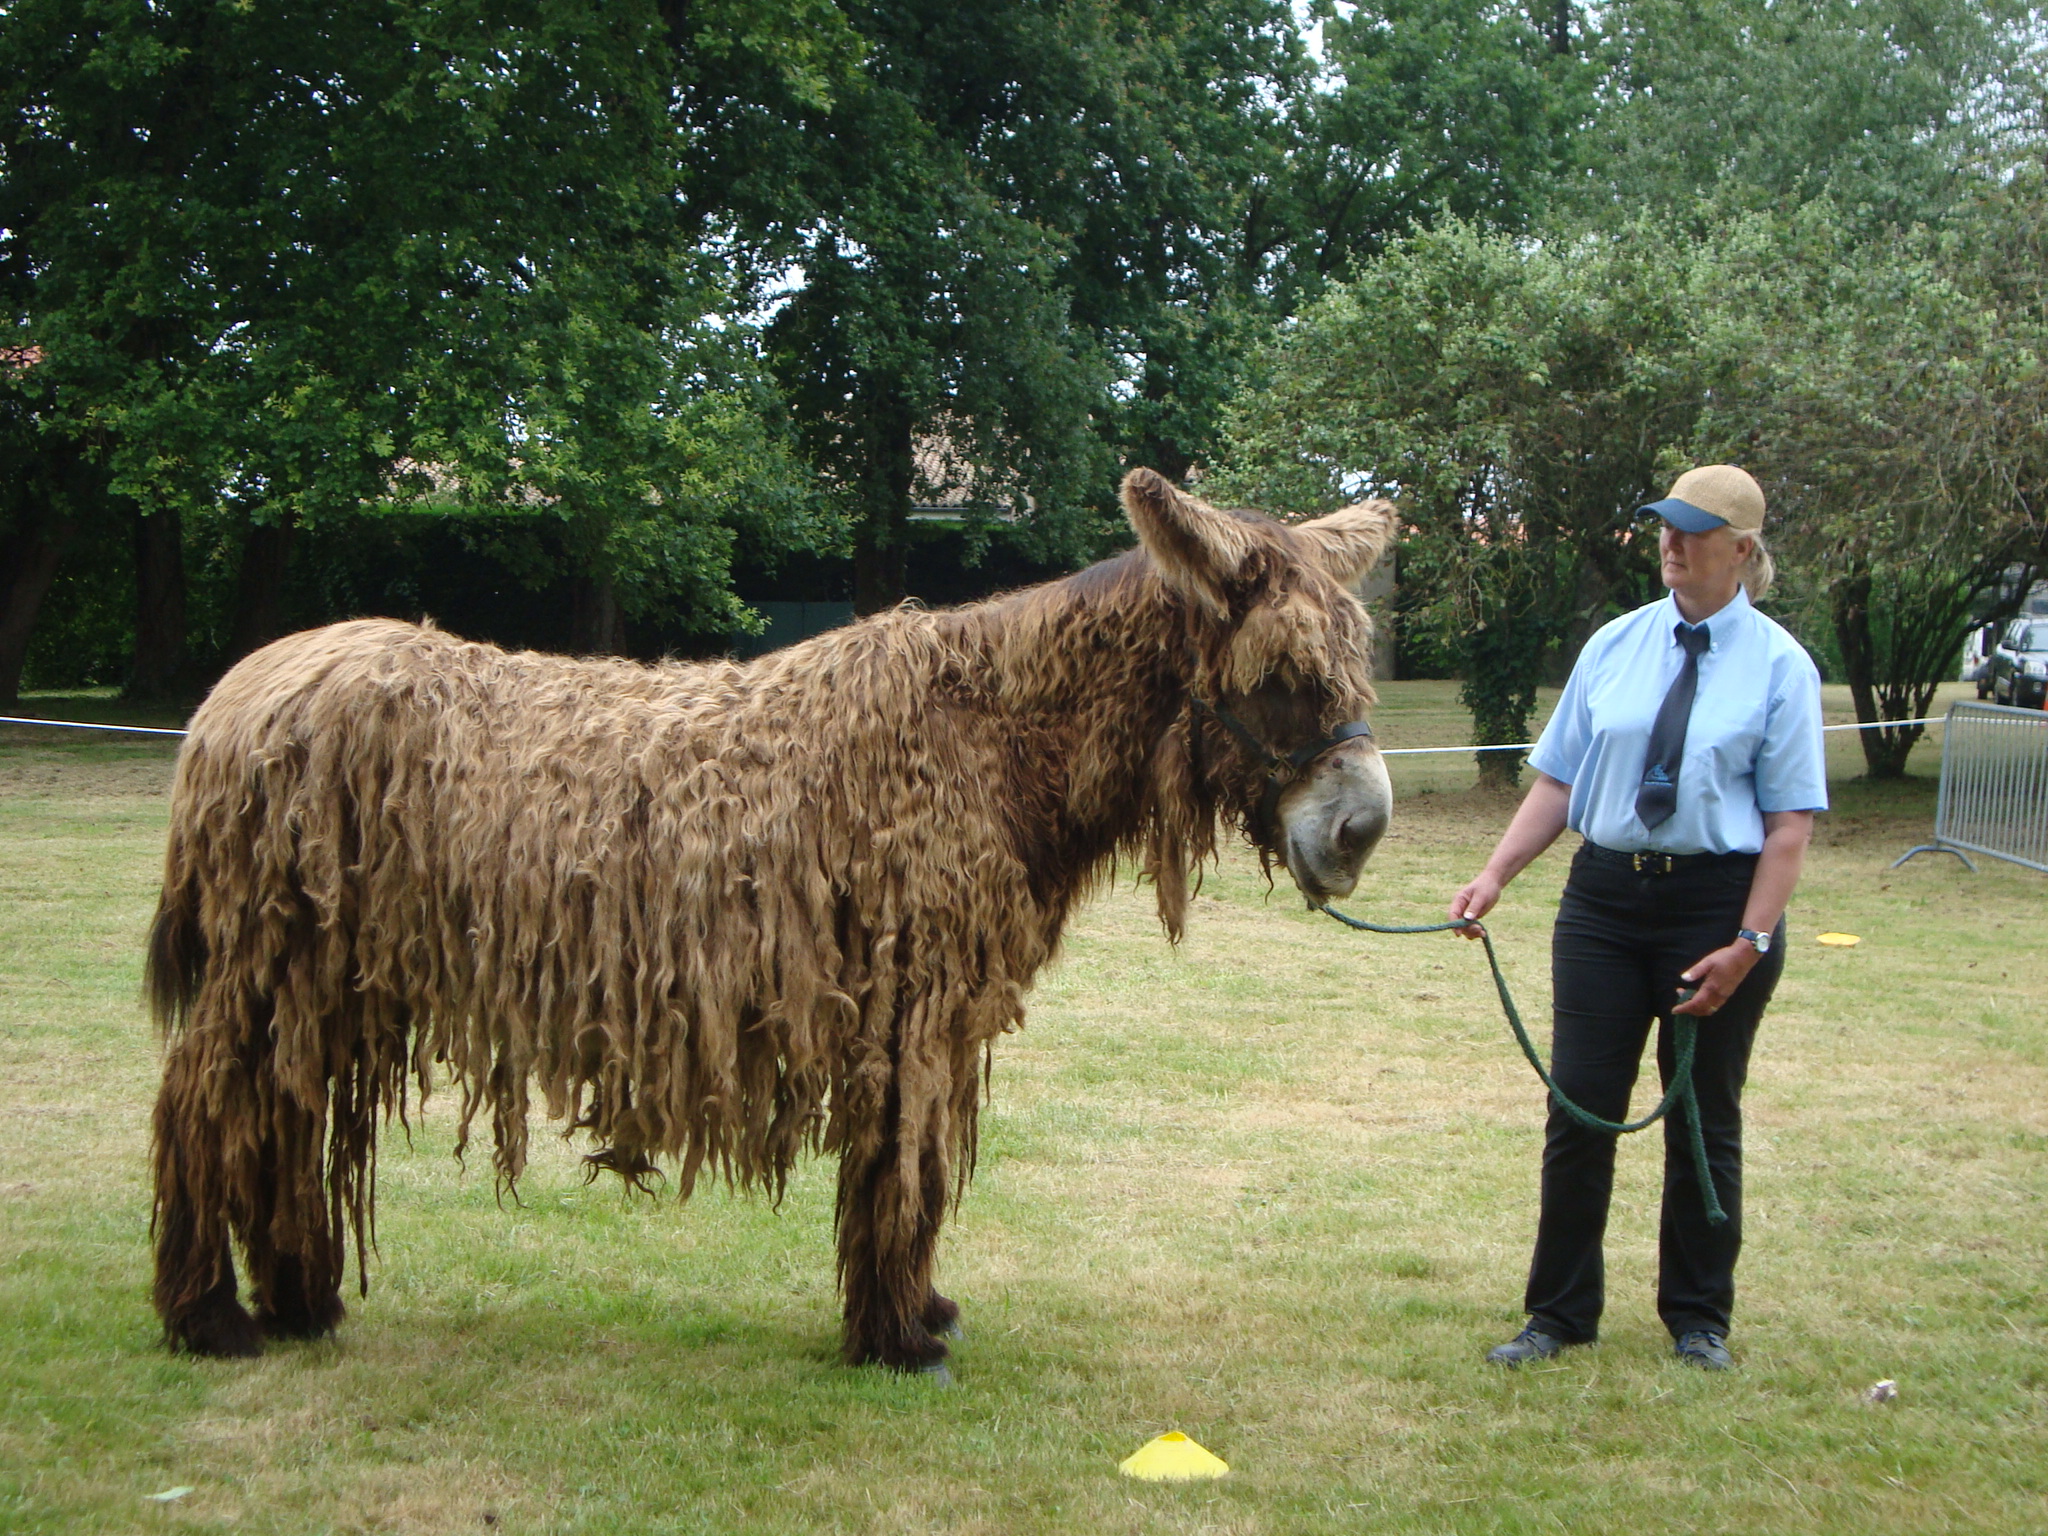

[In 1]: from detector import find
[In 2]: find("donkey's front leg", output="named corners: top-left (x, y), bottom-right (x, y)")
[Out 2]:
top-left (834, 1081), bottom-right (954, 1378)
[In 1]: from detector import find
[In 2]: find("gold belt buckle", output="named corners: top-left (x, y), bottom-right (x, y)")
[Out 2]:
top-left (1632, 851), bottom-right (1674, 875)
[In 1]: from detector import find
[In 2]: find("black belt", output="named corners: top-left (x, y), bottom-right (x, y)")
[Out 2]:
top-left (1579, 842), bottom-right (1757, 876)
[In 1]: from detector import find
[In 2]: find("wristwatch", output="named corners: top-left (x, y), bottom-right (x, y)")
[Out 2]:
top-left (1736, 928), bottom-right (1772, 955)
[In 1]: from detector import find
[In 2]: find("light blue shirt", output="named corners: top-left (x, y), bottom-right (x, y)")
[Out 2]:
top-left (1529, 586), bottom-right (1828, 854)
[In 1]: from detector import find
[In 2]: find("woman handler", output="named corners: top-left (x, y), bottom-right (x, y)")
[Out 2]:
top-left (1449, 466), bottom-right (1827, 1371)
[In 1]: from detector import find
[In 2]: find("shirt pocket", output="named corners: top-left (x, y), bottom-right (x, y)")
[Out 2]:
top-left (1696, 692), bottom-right (1768, 782)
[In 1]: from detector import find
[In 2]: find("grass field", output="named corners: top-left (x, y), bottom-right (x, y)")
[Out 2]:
top-left (2, 681), bottom-right (2044, 1535)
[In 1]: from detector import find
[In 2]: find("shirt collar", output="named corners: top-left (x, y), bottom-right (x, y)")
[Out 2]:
top-left (1658, 584), bottom-right (1750, 652)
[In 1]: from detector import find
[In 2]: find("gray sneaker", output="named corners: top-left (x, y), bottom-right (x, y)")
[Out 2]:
top-left (1674, 1330), bottom-right (1733, 1370)
top-left (1486, 1326), bottom-right (1566, 1366)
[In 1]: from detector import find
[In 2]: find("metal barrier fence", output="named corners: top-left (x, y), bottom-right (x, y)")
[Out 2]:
top-left (1893, 701), bottom-right (2048, 873)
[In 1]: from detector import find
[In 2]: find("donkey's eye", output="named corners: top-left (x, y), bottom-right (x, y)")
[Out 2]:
top-left (1243, 679), bottom-right (1326, 743)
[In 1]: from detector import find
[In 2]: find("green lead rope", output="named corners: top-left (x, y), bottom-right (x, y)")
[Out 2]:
top-left (1315, 904), bottom-right (1728, 1226)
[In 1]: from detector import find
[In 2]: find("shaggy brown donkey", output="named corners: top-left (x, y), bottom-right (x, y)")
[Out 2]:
top-left (147, 468), bottom-right (1396, 1375)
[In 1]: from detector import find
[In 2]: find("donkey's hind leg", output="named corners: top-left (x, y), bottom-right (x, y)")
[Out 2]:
top-left (152, 1034), bottom-right (263, 1357)
top-left (242, 1075), bottom-right (347, 1342)
top-left (835, 1082), bottom-right (954, 1377)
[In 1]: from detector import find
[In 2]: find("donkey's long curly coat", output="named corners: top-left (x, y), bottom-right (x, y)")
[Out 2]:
top-left (148, 470), bottom-right (1395, 1370)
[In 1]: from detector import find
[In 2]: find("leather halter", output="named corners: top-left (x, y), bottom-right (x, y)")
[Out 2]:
top-left (1188, 696), bottom-right (1375, 851)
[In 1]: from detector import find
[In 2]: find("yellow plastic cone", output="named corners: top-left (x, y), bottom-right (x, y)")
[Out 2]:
top-left (1119, 1431), bottom-right (1229, 1481)
top-left (1816, 932), bottom-right (1861, 947)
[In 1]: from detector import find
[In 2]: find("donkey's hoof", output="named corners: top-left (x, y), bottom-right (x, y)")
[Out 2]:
top-left (938, 1316), bottom-right (965, 1342)
top-left (256, 1296), bottom-right (345, 1341)
top-left (168, 1295), bottom-right (264, 1358)
top-left (913, 1359), bottom-right (955, 1387)
top-left (256, 1257), bottom-right (347, 1340)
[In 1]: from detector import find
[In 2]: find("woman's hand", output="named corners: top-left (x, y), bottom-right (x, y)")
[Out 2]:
top-left (1676, 812), bottom-right (1809, 1016)
top-left (1448, 874), bottom-right (1503, 938)
top-left (1447, 774), bottom-right (1573, 942)
top-left (1673, 942), bottom-right (1761, 1016)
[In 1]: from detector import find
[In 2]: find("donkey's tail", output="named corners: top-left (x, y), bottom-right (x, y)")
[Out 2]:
top-left (144, 865), bottom-right (205, 1035)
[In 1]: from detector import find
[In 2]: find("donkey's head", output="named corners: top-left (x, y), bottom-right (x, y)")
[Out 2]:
top-left (1123, 467), bottom-right (1396, 905)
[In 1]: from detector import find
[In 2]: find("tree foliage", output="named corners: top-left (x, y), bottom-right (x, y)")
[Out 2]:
top-left (0, 0), bottom-right (830, 700)
top-left (1222, 0), bottom-right (2048, 778)
top-left (1576, 0), bottom-right (2042, 230)
top-left (1276, 0), bottom-right (1597, 297)
top-left (763, 0), bottom-right (1326, 611)
top-left (1696, 189), bottom-right (2048, 775)
top-left (1216, 218), bottom-right (1715, 784)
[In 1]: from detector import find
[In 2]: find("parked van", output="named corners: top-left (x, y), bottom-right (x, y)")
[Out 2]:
top-left (1963, 621), bottom-right (2000, 698)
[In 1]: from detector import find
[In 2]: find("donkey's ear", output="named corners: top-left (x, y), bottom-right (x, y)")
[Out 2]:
top-left (1121, 467), bottom-right (1259, 615)
top-left (1296, 500), bottom-right (1397, 591)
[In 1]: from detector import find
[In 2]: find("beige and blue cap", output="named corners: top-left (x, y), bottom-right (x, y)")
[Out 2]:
top-left (1641, 465), bottom-right (1766, 535)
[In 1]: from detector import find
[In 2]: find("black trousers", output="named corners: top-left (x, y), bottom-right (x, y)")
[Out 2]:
top-left (1523, 844), bottom-right (1785, 1344)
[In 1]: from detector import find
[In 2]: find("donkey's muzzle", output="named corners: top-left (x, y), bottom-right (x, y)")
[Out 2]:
top-left (1275, 737), bottom-right (1392, 902)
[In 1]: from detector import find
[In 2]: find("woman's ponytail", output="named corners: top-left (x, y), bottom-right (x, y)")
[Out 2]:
top-left (1739, 530), bottom-right (1775, 602)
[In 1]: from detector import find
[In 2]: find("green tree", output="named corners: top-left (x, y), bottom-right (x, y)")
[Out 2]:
top-left (1695, 193), bottom-right (2048, 777)
top-left (0, 349), bottom-right (99, 706)
top-left (1215, 218), bottom-right (1718, 785)
top-left (1075, 0), bottom-right (1603, 490)
top-left (766, 154), bottom-right (1112, 613)
top-left (1217, 0), bottom-right (2048, 781)
top-left (1273, 0), bottom-right (1598, 298)
top-left (760, 0), bottom-right (1329, 611)
top-left (1577, 0), bottom-right (2042, 229)
top-left (0, 0), bottom-right (830, 704)
top-left (1046, 0), bottom-right (1311, 484)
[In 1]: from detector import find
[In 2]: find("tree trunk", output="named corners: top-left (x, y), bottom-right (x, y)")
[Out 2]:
top-left (852, 383), bottom-right (917, 617)
top-left (1550, 0), bottom-right (1573, 55)
top-left (1475, 747), bottom-right (1526, 792)
top-left (0, 512), bottom-right (75, 710)
top-left (128, 507), bottom-right (188, 702)
top-left (1460, 594), bottom-right (1546, 790)
top-left (1829, 570), bottom-right (1905, 778)
top-left (568, 572), bottom-right (628, 655)
top-left (853, 538), bottom-right (910, 617)
top-left (228, 514), bottom-right (295, 663)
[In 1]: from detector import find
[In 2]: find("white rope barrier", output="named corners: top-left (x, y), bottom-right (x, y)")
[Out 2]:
top-left (1822, 716), bottom-right (1947, 731)
top-left (0, 712), bottom-right (1961, 753)
top-left (1379, 716), bottom-right (1949, 757)
top-left (0, 716), bottom-right (192, 737)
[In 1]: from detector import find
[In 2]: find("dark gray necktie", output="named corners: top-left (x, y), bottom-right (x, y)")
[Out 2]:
top-left (1636, 623), bottom-right (1711, 830)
